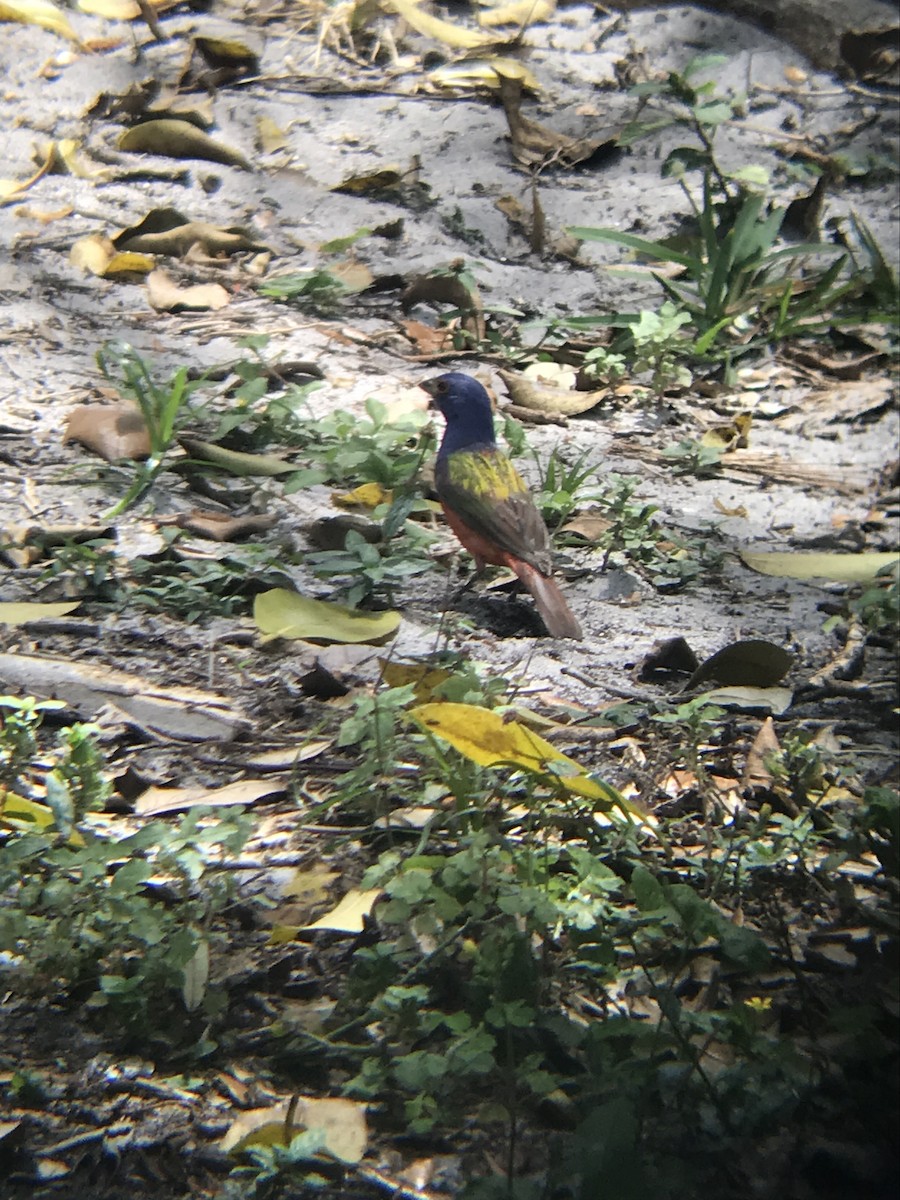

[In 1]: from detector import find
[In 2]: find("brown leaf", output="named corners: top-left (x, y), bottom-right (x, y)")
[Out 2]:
top-left (560, 511), bottom-right (613, 543)
top-left (496, 71), bottom-right (620, 169)
top-left (168, 510), bottom-right (278, 541)
top-left (146, 268), bottom-right (230, 311)
top-left (742, 716), bottom-right (781, 791)
top-left (118, 120), bottom-right (251, 169)
top-left (401, 267), bottom-right (485, 340)
top-left (135, 778), bottom-right (284, 816)
top-left (499, 368), bottom-right (604, 415)
top-left (686, 640), bottom-right (795, 690)
top-left (115, 208), bottom-right (266, 256)
top-left (63, 402), bottom-right (150, 461)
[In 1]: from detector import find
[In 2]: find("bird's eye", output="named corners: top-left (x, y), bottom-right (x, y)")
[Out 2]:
top-left (436, 381), bottom-right (448, 393)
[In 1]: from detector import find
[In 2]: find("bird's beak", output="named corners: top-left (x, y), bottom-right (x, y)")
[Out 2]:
top-left (419, 378), bottom-right (440, 405)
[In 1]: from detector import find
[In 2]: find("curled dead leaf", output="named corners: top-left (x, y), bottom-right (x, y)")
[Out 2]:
top-left (118, 120), bottom-right (251, 170)
top-left (115, 208), bottom-right (266, 257)
top-left (498, 369), bottom-right (604, 416)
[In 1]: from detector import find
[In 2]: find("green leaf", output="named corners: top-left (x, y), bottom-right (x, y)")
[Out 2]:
top-left (630, 865), bottom-right (664, 911)
top-left (254, 588), bottom-right (401, 644)
top-left (178, 436), bottom-right (295, 477)
top-left (566, 227), bottom-right (695, 268)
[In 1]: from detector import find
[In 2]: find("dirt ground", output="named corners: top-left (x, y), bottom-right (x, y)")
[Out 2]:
top-left (0, 0), bottom-right (898, 1197)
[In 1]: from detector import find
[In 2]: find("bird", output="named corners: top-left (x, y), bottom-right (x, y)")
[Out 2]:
top-left (421, 371), bottom-right (583, 640)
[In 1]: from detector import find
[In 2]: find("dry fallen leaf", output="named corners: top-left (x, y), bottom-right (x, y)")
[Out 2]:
top-left (477, 0), bottom-right (554, 28)
top-left (387, 0), bottom-right (499, 49)
top-left (115, 208), bottom-right (266, 256)
top-left (496, 70), bottom-right (620, 168)
top-left (146, 268), bottom-right (230, 311)
top-left (64, 402), bottom-right (151, 461)
top-left (118, 120), bottom-right (251, 170)
top-left (742, 716), bottom-right (781, 790)
top-left (499, 369), bottom-right (604, 415)
top-left (222, 1096), bottom-right (368, 1164)
top-left (0, 0), bottom-right (78, 41)
top-left (70, 234), bottom-right (154, 277)
top-left (167, 510), bottom-right (278, 542)
top-left (0, 601), bottom-right (81, 626)
top-left (304, 888), bottom-right (384, 933)
top-left (135, 778), bottom-right (285, 816)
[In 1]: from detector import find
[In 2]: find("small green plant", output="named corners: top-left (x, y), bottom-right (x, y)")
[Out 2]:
top-left (0, 696), bottom-right (66, 788)
top-left (581, 345), bottom-right (628, 386)
top-left (39, 538), bottom-right (122, 603)
top-left (850, 562), bottom-right (900, 634)
top-left (258, 267), bottom-right (355, 314)
top-left (569, 474), bottom-right (714, 589)
top-left (306, 519), bottom-right (436, 608)
top-left (628, 302), bottom-right (695, 393)
top-left (0, 702), bottom-right (251, 1038)
top-left (280, 398), bottom-right (432, 490)
top-left (225, 1128), bottom-right (331, 1199)
top-left (662, 437), bottom-right (723, 477)
top-left (127, 543), bottom-right (290, 621)
top-left (96, 342), bottom-right (204, 517)
top-left (530, 445), bottom-right (606, 528)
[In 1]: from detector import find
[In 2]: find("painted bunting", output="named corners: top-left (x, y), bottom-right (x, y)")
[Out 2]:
top-left (422, 372), bottom-right (583, 640)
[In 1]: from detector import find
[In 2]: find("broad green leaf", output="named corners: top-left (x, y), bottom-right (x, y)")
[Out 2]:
top-left (254, 589), bottom-right (401, 644)
top-left (0, 601), bottom-right (80, 625)
top-left (740, 550), bottom-right (899, 583)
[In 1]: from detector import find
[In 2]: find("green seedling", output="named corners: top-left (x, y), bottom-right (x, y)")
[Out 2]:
top-left (97, 342), bottom-right (204, 518)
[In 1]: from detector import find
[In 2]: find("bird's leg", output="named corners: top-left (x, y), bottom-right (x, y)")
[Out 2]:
top-left (450, 554), bottom-right (487, 600)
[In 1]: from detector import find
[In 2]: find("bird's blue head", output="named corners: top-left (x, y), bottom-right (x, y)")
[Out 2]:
top-left (421, 372), bottom-right (497, 456)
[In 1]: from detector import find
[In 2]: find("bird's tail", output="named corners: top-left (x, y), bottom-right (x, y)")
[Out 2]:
top-left (513, 562), bottom-right (583, 640)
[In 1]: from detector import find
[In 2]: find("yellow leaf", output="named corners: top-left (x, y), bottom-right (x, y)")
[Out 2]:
top-left (429, 58), bottom-right (540, 93)
top-left (740, 550), bottom-right (898, 583)
top-left (333, 482), bottom-right (392, 509)
top-left (78, 0), bottom-right (174, 17)
top-left (118, 120), bottom-right (251, 170)
top-left (477, 0), bottom-right (555, 27)
top-left (0, 791), bottom-right (85, 845)
top-left (412, 702), bottom-right (644, 817)
top-left (0, 0), bottom-right (79, 40)
top-left (303, 888), bottom-right (383, 933)
top-left (222, 1097), bottom-right (368, 1163)
top-left (254, 589), bottom-right (401, 645)
top-left (379, 660), bottom-right (452, 700)
top-left (0, 145), bottom-right (54, 206)
top-left (387, 0), bottom-right (499, 48)
top-left (0, 601), bottom-right (80, 625)
top-left (105, 251), bottom-right (154, 276)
